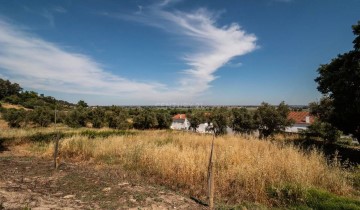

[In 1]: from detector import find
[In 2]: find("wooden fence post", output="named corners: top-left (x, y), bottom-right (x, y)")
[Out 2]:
top-left (53, 108), bottom-right (59, 169)
top-left (208, 133), bottom-right (215, 209)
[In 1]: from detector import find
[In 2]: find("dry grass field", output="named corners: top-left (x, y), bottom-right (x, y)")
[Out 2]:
top-left (36, 130), bottom-right (355, 204)
top-left (1, 128), bottom-right (359, 208)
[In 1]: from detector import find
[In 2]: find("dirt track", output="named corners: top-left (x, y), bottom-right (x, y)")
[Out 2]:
top-left (0, 150), bottom-right (206, 210)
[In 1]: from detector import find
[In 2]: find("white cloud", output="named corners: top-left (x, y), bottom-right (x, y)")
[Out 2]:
top-left (123, 6), bottom-right (258, 95)
top-left (0, 20), bottom-right (166, 99)
top-left (0, 4), bottom-right (257, 104)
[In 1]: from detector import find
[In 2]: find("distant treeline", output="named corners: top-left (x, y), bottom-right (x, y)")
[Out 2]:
top-left (0, 77), bottom-right (347, 143)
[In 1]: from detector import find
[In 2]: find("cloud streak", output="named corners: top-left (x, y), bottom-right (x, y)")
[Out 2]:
top-left (0, 4), bottom-right (257, 104)
top-left (0, 20), bottom-right (164, 98)
top-left (159, 8), bottom-right (257, 94)
top-left (110, 4), bottom-right (257, 95)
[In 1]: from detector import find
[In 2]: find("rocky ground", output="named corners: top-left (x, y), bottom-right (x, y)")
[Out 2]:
top-left (0, 150), bottom-right (207, 210)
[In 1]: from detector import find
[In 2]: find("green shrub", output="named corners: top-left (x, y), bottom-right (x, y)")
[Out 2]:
top-left (29, 132), bottom-right (66, 143)
top-left (65, 107), bottom-right (88, 128)
top-left (2, 108), bottom-right (27, 128)
top-left (29, 107), bottom-right (53, 127)
top-left (304, 121), bottom-right (341, 143)
top-left (79, 130), bottom-right (137, 139)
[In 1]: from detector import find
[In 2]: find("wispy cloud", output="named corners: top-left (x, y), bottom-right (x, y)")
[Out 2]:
top-left (24, 5), bottom-right (67, 28)
top-left (41, 9), bottom-right (55, 27)
top-left (106, 3), bottom-right (257, 95)
top-left (0, 3), bottom-right (257, 104)
top-left (0, 20), bottom-right (165, 99)
top-left (53, 6), bottom-right (67, 13)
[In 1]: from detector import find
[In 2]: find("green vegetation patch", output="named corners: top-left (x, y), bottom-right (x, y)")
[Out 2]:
top-left (304, 188), bottom-right (360, 210)
top-left (268, 185), bottom-right (360, 210)
top-left (79, 130), bottom-right (137, 139)
top-left (29, 131), bottom-right (67, 143)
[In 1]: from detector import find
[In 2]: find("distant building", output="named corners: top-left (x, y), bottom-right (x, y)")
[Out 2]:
top-left (285, 111), bottom-right (315, 133)
top-left (196, 123), bottom-right (212, 133)
top-left (170, 114), bottom-right (190, 130)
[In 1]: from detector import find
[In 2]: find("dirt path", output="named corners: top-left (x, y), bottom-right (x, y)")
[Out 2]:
top-left (0, 150), bottom-right (207, 210)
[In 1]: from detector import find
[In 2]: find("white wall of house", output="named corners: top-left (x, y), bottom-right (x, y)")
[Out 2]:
top-left (170, 119), bottom-right (190, 130)
top-left (285, 124), bottom-right (309, 133)
top-left (196, 123), bottom-right (211, 133)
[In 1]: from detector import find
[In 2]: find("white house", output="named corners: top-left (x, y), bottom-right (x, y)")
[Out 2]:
top-left (170, 114), bottom-right (190, 130)
top-left (285, 111), bottom-right (315, 133)
top-left (196, 123), bottom-right (212, 133)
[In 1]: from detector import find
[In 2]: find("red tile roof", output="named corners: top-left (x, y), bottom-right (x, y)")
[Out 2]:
top-left (288, 111), bottom-right (315, 124)
top-left (173, 114), bottom-right (187, 120)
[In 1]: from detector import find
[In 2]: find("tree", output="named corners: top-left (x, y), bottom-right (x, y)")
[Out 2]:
top-left (106, 109), bottom-right (131, 130)
top-left (2, 108), bottom-right (27, 128)
top-left (255, 102), bottom-right (292, 139)
top-left (89, 107), bottom-right (106, 128)
top-left (30, 107), bottom-right (53, 127)
top-left (231, 108), bottom-right (257, 135)
top-left (77, 100), bottom-right (88, 108)
top-left (315, 21), bottom-right (360, 140)
top-left (208, 108), bottom-right (229, 136)
top-left (0, 78), bottom-right (22, 100)
top-left (188, 112), bottom-right (204, 131)
top-left (133, 110), bottom-right (158, 130)
top-left (304, 120), bottom-right (341, 144)
top-left (156, 112), bottom-right (172, 129)
top-left (65, 107), bottom-right (88, 128)
top-left (308, 97), bottom-right (334, 122)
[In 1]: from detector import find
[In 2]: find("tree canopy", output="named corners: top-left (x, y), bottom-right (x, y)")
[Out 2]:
top-left (231, 108), bottom-right (257, 135)
top-left (0, 78), bottom-right (22, 100)
top-left (314, 21), bottom-right (360, 139)
top-left (255, 102), bottom-right (292, 139)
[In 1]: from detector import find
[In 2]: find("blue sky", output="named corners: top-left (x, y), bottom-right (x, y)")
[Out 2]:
top-left (0, 0), bottom-right (359, 105)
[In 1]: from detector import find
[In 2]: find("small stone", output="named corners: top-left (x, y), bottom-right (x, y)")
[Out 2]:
top-left (23, 177), bottom-right (31, 182)
top-left (129, 198), bottom-right (137, 203)
top-left (102, 187), bottom-right (111, 192)
top-left (63, 194), bottom-right (76, 199)
top-left (118, 182), bottom-right (129, 186)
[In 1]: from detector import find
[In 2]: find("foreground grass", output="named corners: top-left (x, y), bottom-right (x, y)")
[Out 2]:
top-left (1, 128), bottom-right (359, 208)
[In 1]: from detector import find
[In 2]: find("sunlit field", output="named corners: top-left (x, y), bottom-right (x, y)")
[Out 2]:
top-left (4, 128), bottom-right (354, 206)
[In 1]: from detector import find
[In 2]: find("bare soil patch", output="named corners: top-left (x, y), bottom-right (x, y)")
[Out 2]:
top-left (0, 150), bottom-right (206, 210)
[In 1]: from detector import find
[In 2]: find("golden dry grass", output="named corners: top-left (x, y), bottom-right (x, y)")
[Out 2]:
top-left (1, 103), bottom-right (29, 110)
top-left (34, 130), bottom-right (354, 204)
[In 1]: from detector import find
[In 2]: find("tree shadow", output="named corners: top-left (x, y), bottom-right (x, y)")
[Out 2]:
top-left (291, 139), bottom-right (360, 166)
top-left (0, 137), bottom-right (11, 153)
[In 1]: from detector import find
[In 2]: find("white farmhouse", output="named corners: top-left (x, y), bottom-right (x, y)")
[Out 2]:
top-left (196, 123), bottom-right (212, 133)
top-left (285, 111), bottom-right (315, 133)
top-left (170, 114), bottom-right (190, 130)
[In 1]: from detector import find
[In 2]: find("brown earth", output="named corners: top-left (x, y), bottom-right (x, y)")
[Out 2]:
top-left (0, 149), bottom-right (207, 210)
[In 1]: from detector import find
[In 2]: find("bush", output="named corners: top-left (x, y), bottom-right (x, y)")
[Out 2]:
top-left (2, 108), bottom-right (27, 128)
top-left (29, 107), bottom-right (53, 127)
top-left (106, 110), bottom-right (131, 130)
top-left (89, 108), bottom-right (105, 128)
top-left (304, 121), bottom-right (341, 143)
top-left (65, 107), bottom-right (88, 128)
